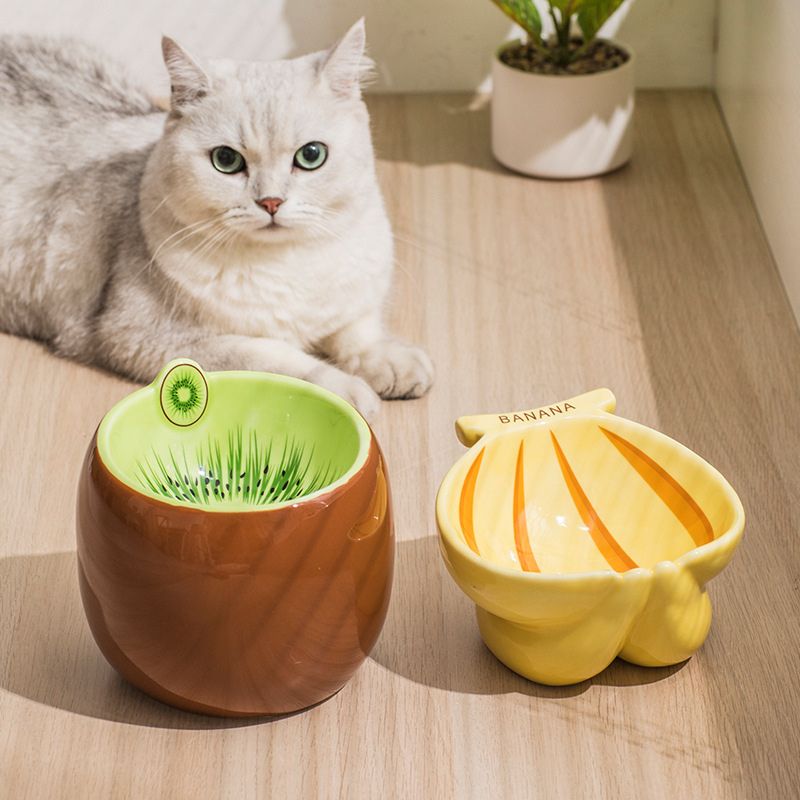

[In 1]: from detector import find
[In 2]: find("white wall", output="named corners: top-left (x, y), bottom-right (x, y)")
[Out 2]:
top-left (0, 0), bottom-right (714, 93)
top-left (717, 1), bottom-right (800, 321)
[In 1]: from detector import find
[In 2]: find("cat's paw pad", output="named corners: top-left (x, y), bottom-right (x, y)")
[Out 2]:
top-left (310, 366), bottom-right (381, 421)
top-left (356, 341), bottom-right (434, 400)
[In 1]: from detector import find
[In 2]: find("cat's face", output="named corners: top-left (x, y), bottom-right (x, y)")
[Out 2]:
top-left (155, 21), bottom-right (374, 246)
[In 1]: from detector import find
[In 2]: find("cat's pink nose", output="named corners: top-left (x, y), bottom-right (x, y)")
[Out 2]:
top-left (257, 197), bottom-right (284, 215)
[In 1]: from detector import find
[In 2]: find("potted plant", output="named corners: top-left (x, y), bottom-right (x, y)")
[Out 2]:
top-left (490, 0), bottom-right (633, 178)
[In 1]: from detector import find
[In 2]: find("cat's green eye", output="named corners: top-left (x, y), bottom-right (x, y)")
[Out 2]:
top-left (293, 142), bottom-right (328, 171)
top-left (210, 146), bottom-right (246, 174)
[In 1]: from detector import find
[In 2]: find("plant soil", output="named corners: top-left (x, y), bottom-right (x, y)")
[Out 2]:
top-left (499, 38), bottom-right (629, 76)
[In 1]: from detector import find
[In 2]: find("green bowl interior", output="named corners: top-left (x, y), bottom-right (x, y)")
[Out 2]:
top-left (97, 370), bottom-right (369, 511)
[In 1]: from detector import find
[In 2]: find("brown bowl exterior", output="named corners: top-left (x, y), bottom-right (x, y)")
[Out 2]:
top-left (76, 432), bottom-right (393, 717)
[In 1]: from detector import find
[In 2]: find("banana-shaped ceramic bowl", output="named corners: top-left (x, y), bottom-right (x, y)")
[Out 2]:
top-left (436, 389), bottom-right (744, 685)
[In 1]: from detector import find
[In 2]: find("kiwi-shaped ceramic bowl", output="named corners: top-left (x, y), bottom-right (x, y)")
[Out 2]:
top-left (436, 389), bottom-right (744, 685)
top-left (77, 359), bottom-right (393, 716)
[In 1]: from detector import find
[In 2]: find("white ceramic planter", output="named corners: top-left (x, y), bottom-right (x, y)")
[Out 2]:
top-left (491, 40), bottom-right (635, 179)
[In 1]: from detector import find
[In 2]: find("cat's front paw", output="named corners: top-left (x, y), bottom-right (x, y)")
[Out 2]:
top-left (309, 365), bottom-right (381, 421)
top-left (355, 340), bottom-right (434, 400)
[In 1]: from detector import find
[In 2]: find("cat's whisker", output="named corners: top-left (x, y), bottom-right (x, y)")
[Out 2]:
top-left (191, 227), bottom-right (234, 265)
top-left (164, 226), bottom-right (237, 321)
top-left (306, 218), bottom-right (345, 242)
top-left (390, 231), bottom-right (427, 252)
top-left (175, 224), bottom-right (232, 270)
top-left (154, 213), bottom-right (224, 249)
top-left (285, 206), bottom-right (348, 242)
top-left (141, 193), bottom-right (172, 222)
top-left (153, 214), bottom-right (227, 257)
top-left (138, 214), bottom-right (227, 278)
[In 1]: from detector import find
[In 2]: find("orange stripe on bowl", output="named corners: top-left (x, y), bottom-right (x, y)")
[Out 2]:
top-left (458, 448), bottom-right (485, 554)
top-left (513, 441), bottom-right (540, 572)
top-left (599, 426), bottom-right (714, 546)
top-left (551, 432), bottom-right (638, 572)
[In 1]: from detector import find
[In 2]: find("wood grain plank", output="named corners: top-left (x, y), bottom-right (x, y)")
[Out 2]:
top-left (1, 90), bottom-right (798, 799)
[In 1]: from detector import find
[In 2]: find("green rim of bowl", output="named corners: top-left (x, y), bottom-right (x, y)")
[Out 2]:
top-left (96, 369), bottom-right (371, 513)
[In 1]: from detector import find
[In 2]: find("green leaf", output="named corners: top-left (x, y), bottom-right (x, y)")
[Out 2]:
top-left (576, 0), bottom-right (625, 42)
top-left (549, 0), bottom-right (583, 14)
top-left (547, 0), bottom-right (585, 47)
top-left (490, 0), bottom-right (543, 40)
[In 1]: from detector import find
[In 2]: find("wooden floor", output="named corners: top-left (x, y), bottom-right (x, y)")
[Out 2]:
top-left (2, 91), bottom-right (799, 798)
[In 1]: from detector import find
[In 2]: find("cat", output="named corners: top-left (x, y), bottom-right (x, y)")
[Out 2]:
top-left (0, 20), bottom-right (433, 420)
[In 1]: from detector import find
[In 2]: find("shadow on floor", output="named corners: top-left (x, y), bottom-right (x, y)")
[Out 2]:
top-left (0, 551), bottom-right (291, 729)
top-left (369, 94), bottom-right (509, 173)
top-left (370, 535), bottom-right (685, 696)
top-left (3, 537), bottom-right (684, 730)
top-left (595, 91), bottom-right (800, 798)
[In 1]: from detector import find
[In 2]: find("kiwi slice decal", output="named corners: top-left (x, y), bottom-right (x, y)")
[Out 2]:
top-left (159, 362), bottom-right (208, 427)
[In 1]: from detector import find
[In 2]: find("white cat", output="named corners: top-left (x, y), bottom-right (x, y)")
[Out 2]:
top-left (0, 20), bottom-right (433, 419)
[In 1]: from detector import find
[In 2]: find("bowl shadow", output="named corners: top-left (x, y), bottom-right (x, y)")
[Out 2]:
top-left (2, 544), bottom-right (684, 726)
top-left (0, 551), bottom-right (308, 729)
top-left (370, 535), bottom-right (686, 696)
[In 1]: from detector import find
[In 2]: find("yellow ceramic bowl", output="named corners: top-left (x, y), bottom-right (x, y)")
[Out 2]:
top-left (436, 389), bottom-right (744, 685)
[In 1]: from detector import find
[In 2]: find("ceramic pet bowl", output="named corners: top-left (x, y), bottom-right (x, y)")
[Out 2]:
top-left (77, 359), bottom-right (393, 716)
top-left (436, 389), bottom-right (744, 685)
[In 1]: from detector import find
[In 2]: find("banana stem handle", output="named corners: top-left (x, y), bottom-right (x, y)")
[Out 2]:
top-left (455, 388), bottom-right (617, 447)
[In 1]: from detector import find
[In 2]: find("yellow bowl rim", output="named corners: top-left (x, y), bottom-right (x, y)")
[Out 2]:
top-left (435, 412), bottom-right (745, 584)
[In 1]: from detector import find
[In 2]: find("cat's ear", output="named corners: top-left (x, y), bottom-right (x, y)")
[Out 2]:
top-left (320, 18), bottom-right (374, 99)
top-left (161, 36), bottom-right (210, 115)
